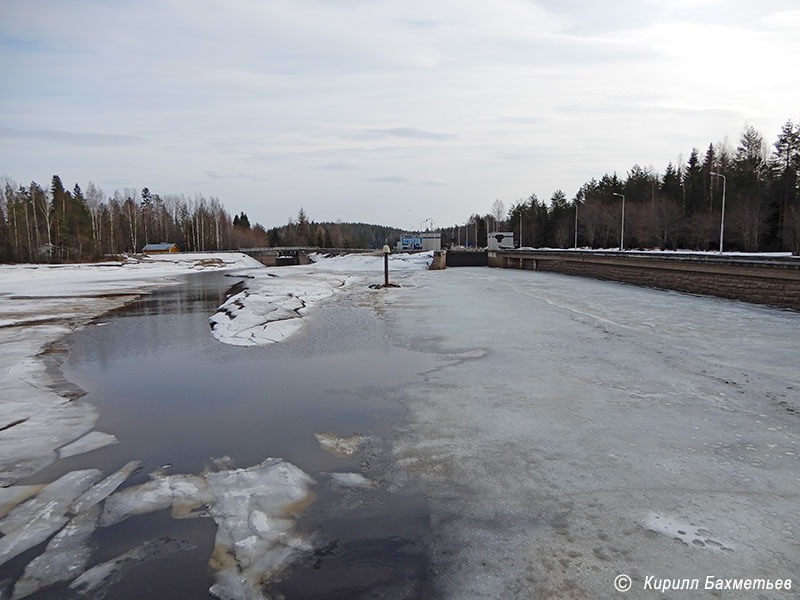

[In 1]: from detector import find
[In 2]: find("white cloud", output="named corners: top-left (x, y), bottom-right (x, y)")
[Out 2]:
top-left (1, 0), bottom-right (798, 229)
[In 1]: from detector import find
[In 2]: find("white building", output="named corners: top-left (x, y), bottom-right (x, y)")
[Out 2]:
top-left (397, 231), bottom-right (441, 252)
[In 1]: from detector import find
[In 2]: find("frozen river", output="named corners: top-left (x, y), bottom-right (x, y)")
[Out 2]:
top-left (382, 268), bottom-right (799, 598)
top-left (2, 263), bottom-right (798, 598)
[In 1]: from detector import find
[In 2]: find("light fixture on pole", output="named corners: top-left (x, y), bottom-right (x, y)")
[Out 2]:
top-left (574, 199), bottom-right (579, 249)
top-left (710, 172), bottom-right (726, 253)
top-left (612, 193), bottom-right (625, 251)
top-left (383, 244), bottom-right (390, 286)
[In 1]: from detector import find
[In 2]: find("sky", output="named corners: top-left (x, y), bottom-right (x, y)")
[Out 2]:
top-left (1, 0), bottom-right (799, 230)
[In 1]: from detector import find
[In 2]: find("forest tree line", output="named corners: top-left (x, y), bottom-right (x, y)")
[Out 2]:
top-left (447, 121), bottom-right (800, 253)
top-left (3, 121), bottom-right (798, 262)
top-left (0, 175), bottom-right (274, 262)
top-left (0, 176), bottom-right (402, 263)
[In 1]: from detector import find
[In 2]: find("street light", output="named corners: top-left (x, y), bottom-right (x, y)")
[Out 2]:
top-left (710, 172), bottom-right (726, 253)
top-left (383, 244), bottom-right (390, 286)
top-left (612, 192), bottom-right (625, 251)
top-left (574, 200), bottom-right (579, 249)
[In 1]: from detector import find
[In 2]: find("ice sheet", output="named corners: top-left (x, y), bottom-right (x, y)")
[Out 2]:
top-left (380, 268), bottom-right (800, 597)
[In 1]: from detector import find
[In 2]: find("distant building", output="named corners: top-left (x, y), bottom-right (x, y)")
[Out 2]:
top-left (397, 231), bottom-right (441, 252)
top-left (487, 232), bottom-right (514, 250)
top-left (142, 243), bottom-right (180, 253)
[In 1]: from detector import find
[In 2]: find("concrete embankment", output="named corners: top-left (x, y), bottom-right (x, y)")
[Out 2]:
top-left (486, 250), bottom-right (800, 310)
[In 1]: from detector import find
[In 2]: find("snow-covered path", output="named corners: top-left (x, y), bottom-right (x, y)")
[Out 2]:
top-left (381, 268), bottom-right (799, 598)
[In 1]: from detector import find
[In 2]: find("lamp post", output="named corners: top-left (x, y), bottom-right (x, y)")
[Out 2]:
top-left (574, 200), bottom-right (579, 249)
top-left (710, 172), bottom-right (726, 253)
top-left (612, 193), bottom-right (625, 251)
top-left (383, 244), bottom-right (390, 286)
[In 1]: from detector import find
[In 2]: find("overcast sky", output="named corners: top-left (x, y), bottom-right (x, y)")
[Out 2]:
top-left (1, 1), bottom-right (798, 230)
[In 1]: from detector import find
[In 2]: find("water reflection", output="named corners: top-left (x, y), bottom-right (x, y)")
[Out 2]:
top-left (45, 271), bottom-right (437, 598)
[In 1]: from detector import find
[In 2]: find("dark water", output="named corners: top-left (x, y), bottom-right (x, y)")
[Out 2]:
top-left (15, 271), bottom-right (437, 599)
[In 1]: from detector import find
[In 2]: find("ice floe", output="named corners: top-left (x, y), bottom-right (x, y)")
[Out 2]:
top-left (329, 472), bottom-right (376, 488)
top-left (12, 505), bottom-right (100, 599)
top-left (0, 469), bottom-right (102, 537)
top-left (205, 458), bottom-right (315, 600)
top-left (96, 457), bottom-right (315, 599)
top-left (69, 537), bottom-right (194, 599)
top-left (58, 431), bottom-right (119, 459)
top-left (70, 461), bottom-right (141, 514)
top-left (100, 473), bottom-right (213, 526)
top-left (0, 486), bottom-right (44, 520)
top-left (315, 432), bottom-right (369, 457)
top-left (0, 457), bottom-right (315, 598)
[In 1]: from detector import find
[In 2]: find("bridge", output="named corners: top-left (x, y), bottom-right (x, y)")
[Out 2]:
top-left (240, 247), bottom-right (374, 266)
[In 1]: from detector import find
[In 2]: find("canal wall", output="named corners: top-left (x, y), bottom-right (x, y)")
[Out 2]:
top-left (446, 249), bottom-right (488, 267)
top-left (488, 249), bottom-right (800, 311)
top-left (430, 250), bottom-right (447, 270)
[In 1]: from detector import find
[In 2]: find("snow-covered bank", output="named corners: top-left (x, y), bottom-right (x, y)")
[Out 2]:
top-left (0, 252), bottom-right (262, 485)
top-left (209, 251), bottom-right (433, 346)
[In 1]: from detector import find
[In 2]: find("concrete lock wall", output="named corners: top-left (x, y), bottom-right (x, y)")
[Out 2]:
top-left (488, 250), bottom-right (800, 311)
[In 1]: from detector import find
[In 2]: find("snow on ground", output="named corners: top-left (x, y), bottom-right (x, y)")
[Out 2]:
top-left (209, 251), bottom-right (432, 346)
top-left (379, 268), bottom-right (800, 598)
top-left (0, 252), bottom-right (262, 486)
